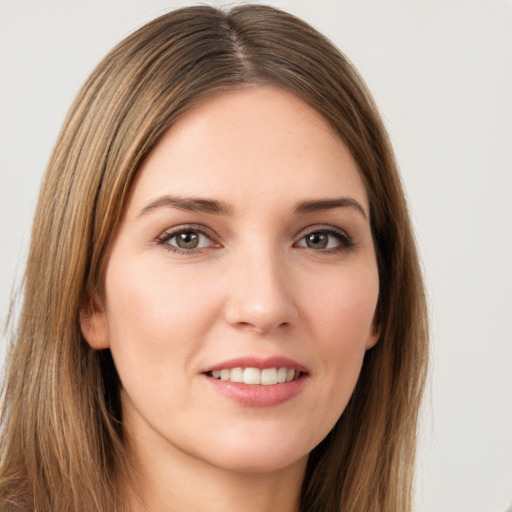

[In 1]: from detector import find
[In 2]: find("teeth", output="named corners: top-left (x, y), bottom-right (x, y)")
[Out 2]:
top-left (209, 367), bottom-right (299, 385)
top-left (243, 367), bottom-right (261, 385)
top-left (277, 367), bottom-right (288, 383)
top-left (230, 367), bottom-right (244, 383)
top-left (261, 368), bottom-right (277, 385)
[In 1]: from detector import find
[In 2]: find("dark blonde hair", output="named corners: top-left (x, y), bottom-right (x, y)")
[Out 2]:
top-left (0, 5), bottom-right (428, 512)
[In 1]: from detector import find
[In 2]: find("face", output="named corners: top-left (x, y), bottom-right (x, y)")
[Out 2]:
top-left (81, 86), bottom-right (379, 476)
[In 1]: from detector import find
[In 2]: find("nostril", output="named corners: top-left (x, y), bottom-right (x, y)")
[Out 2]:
top-left (231, 319), bottom-right (291, 333)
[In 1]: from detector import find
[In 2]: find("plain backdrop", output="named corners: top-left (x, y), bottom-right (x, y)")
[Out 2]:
top-left (1, 1), bottom-right (511, 511)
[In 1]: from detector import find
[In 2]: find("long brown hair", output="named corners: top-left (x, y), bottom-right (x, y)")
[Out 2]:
top-left (0, 5), bottom-right (428, 511)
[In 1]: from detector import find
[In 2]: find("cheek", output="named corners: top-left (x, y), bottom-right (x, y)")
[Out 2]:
top-left (103, 261), bottom-right (223, 372)
top-left (308, 263), bottom-right (379, 342)
top-left (304, 264), bottom-right (378, 405)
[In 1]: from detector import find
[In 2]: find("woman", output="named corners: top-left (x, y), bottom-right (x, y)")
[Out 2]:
top-left (0, 5), bottom-right (428, 512)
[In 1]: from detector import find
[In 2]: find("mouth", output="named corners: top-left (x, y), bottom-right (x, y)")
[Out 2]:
top-left (206, 367), bottom-right (303, 385)
top-left (203, 358), bottom-right (308, 407)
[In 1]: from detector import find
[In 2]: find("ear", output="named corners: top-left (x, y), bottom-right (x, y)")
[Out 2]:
top-left (365, 321), bottom-right (380, 350)
top-left (79, 291), bottom-right (110, 349)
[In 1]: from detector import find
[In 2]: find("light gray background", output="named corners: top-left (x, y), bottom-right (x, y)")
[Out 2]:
top-left (1, 1), bottom-right (511, 511)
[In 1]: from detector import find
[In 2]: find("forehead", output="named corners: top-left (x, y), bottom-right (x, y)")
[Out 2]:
top-left (129, 86), bottom-right (368, 213)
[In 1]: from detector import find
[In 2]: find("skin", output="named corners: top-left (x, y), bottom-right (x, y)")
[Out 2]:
top-left (81, 86), bottom-right (380, 512)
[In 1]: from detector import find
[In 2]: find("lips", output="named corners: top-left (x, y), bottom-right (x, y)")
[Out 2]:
top-left (202, 356), bottom-right (308, 407)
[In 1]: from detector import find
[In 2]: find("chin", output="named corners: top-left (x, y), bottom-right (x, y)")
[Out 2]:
top-left (210, 448), bottom-right (309, 475)
top-left (190, 427), bottom-right (315, 475)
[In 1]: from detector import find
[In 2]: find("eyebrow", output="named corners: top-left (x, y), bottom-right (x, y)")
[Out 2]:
top-left (138, 195), bottom-right (234, 217)
top-left (294, 198), bottom-right (368, 219)
top-left (138, 194), bottom-right (367, 220)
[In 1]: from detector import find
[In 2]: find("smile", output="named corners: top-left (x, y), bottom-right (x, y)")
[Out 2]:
top-left (207, 367), bottom-right (300, 385)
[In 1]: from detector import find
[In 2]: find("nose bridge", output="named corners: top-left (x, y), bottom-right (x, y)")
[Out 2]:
top-left (225, 238), bottom-right (298, 333)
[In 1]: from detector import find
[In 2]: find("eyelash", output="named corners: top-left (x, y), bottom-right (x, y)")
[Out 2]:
top-left (156, 225), bottom-right (217, 255)
top-left (155, 225), bottom-right (354, 255)
top-left (296, 226), bottom-right (354, 253)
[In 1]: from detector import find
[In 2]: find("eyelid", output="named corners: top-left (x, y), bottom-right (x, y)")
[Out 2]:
top-left (293, 224), bottom-right (354, 251)
top-left (156, 224), bottom-right (220, 253)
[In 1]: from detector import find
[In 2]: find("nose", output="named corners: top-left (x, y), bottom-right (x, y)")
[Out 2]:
top-left (224, 247), bottom-right (299, 335)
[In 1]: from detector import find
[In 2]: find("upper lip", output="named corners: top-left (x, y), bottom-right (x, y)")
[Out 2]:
top-left (202, 356), bottom-right (308, 374)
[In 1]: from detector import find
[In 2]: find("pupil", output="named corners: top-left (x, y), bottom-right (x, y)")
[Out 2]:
top-left (177, 232), bottom-right (199, 249)
top-left (307, 233), bottom-right (328, 249)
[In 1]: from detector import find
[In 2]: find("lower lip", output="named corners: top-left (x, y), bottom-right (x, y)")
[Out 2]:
top-left (205, 374), bottom-right (308, 407)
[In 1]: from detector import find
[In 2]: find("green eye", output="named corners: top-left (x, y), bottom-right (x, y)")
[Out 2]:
top-left (157, 227), bottom-right (216, 253)
top-left (175, 231), bottom-right (200, 249)
top-left (296, 228), bottom-right (353, 252)
top-left (305, 232), bottom-right (329, 249)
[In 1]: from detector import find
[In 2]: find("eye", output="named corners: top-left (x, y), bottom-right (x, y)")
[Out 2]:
top-left (156, 226), bottom-right (217, 253)
top-left (295, 227), bottom-right (353, 252)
